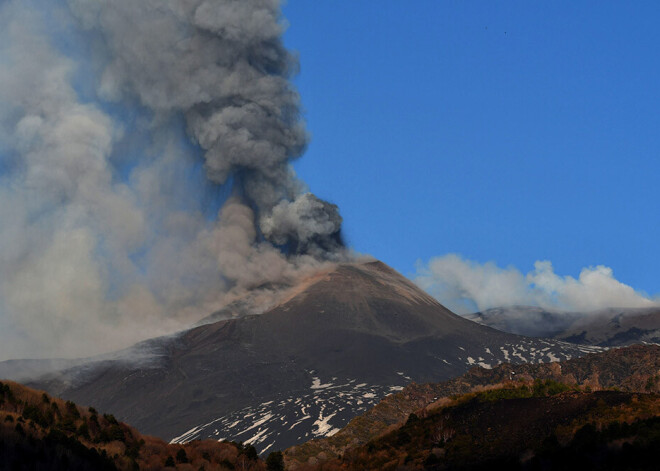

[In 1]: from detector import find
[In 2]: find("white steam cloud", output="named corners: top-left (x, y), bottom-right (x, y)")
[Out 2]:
top-left (0, 1), bottom-right (346, 361)
top-left (415, 254), bottom-right (659, 315)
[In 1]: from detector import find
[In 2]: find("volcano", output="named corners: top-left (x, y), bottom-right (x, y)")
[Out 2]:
top-left (15, 260), bottom-right (600, 453)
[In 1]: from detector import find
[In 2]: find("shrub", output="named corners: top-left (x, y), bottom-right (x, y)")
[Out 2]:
top-left (65, 400), bottom-right (81, 418)
top-left (477, 385), bottom-right (531, 402)
top-left (98, 424), bottom-right (124, 443)
top-left (0, 383), bottom-right (14, 402)
top-left (103, 413), bottom-right (118, 425)
top-left (125, 440), bottom-right (140, 459)
top-left (532, 379), bottom-right (572, 397)
top-left (165, 456), bottom-right (175, 467)
top-left (645, 376), bottom-right (657, 391)
top-left (77, 421), bottom-right (90, 440)
top-left (23, 404), bottom-right (49, 427)
top-left (58, 417), bottom-right (77, 433)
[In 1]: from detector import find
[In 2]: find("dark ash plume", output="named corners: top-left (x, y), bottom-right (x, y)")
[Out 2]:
top-left (68, 0), bottom-right (343, 255)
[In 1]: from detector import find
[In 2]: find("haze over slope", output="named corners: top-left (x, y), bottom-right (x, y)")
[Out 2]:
top-left (466, 306), bottom-right (660, 346)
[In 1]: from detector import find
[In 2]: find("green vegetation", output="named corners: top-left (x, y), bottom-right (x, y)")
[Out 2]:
top-left (470, 379), bottom-right (574, 403)
top-left (22, 403), bottom-right (54, 428)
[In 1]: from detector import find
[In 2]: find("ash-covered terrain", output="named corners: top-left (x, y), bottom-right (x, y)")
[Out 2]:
top-left (2, 261), bottom-right (603, 454)
top-left (170, 334), bottom-right (601, 455)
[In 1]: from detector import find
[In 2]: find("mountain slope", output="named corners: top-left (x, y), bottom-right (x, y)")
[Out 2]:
top-left (17, 261), bottom-right (599, 453)
top-left (286, 344), bottom-right (660, 465)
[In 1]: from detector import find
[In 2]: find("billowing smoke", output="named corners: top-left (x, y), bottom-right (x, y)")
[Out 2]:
top-left (67, 0), bottom-right (342, 253)
top-left (0, 0), bottom-right (345, 360)
top-left (415, 254), bottom-right (659, 314)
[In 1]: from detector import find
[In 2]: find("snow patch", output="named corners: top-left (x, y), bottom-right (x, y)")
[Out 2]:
top-left (312, 410), bottom-right (338, 437)
top-left (546, 352), bottom-right (560, 362)
top-left (310, 377), bottom-right (333, 390)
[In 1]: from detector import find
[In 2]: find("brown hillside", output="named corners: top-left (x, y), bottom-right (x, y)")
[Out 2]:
top-left (296, 387), bottom-right (660, 470)
top-left (0, 379), bottom-right (269, 471)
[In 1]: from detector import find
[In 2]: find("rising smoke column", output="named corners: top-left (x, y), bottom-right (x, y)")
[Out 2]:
top-left (68, 0), bottom-right (343, 255)
top-left (0, 0), bottom-right (345, 360)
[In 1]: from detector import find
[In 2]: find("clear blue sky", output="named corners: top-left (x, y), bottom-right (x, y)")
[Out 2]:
top-left (282, 1), bottom-right (660, 295)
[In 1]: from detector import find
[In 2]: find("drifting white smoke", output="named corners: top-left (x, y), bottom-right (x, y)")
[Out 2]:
top-left (415, 254), bottom-right (659, 315)
top-left (0, 1), bottom-right (345, 360)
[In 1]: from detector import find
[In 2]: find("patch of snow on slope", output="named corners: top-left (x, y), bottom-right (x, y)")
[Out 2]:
top-left (310, 377), bottom-right (333, 390)
top-left (169, 425), bottom-right (204, 444)
top-left (313, 406), bottom-right (339, 437)
top-left (239, 413), bottom-right (274, 435)
top-left (546, 352), bottom-right (560, 362)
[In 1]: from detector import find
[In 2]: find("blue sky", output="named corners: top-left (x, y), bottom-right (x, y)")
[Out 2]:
top-left (0, 0), bottom-right (658, 360)
top-left (282, 1), bottom-right (660, 296)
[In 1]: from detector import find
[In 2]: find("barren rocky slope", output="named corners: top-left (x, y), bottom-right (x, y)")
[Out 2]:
top-left (12, 261), bottom-right (598, 454)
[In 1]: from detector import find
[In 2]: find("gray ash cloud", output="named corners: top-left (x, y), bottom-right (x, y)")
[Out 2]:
top-left (68, 0), bottom-right (343, 256)
top-left (0, 0), bottom-right (346, 360)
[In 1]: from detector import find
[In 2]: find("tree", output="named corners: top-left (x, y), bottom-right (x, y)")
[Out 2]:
top-left (176, 448), bottom-right (189, 463)
top-left (266, 450), bottom-right (284, 471)
top-left (242, 444), bottom-right (258, 461)
top-left (165, 455), bottom-right (175, 467)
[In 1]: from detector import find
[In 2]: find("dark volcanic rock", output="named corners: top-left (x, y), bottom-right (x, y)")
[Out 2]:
top-left (17, 261), bottom-right (598, 453)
